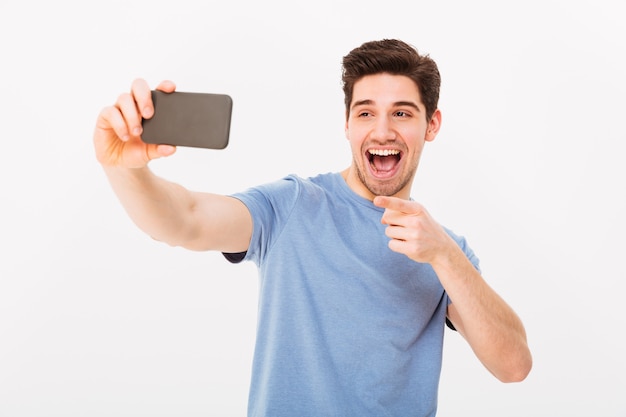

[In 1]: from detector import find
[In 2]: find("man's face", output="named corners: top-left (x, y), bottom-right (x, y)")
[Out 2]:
top-left (344, 73), bottom-right (441, 200)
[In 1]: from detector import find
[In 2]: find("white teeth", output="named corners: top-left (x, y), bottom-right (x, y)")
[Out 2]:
top-left (368, 149), bottom-right (400, 156)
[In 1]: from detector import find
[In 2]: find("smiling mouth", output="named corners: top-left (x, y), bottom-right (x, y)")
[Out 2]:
top-left (368, 149), bottom-right (401, 175)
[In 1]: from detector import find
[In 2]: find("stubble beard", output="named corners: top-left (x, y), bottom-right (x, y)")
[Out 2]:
top-left (354, 155), bottom-right (417, 198)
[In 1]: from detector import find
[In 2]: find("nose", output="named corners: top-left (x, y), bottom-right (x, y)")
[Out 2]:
top-left (370, 115), bottom-right (396, 141)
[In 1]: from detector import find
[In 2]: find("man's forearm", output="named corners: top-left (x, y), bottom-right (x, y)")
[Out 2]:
top-left (103, 165), bottom-right (197, 246)
top-left (434, 245), bottom-right (532, 382)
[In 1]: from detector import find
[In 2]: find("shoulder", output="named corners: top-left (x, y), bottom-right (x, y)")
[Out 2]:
top-left (235, 173), bottom-right (339, 201)
top-left (230, 173), bottom-right (340, 220)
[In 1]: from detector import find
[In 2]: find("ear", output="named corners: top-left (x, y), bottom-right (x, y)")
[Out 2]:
top-left (425, 109), bottom-right (442, 142)
top-left (344, 120), bottom-right (350, 139)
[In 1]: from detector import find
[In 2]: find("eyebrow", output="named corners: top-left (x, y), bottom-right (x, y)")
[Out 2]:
top-left (351, 99), bottom-right (421, 112)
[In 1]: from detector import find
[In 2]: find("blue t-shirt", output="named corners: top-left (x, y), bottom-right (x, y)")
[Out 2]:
top-left (227, 172), bottom-right (480, 417)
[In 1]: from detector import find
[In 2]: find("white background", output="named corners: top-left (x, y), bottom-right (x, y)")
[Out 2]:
top-left (1, 0), bottom-right (625, 416)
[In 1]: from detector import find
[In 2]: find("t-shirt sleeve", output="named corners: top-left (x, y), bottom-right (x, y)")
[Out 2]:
top-left (443, 227), bottom-right (481, 331)
top-left (221, 175), bottom-right (302, 265)
top-left (444, 226), bottom-right (481, 274)
top-left (223, 251), bottom-right (247, 264)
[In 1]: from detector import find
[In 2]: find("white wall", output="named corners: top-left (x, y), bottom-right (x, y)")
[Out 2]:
top-left (1, 1), bottom-right (624, 416)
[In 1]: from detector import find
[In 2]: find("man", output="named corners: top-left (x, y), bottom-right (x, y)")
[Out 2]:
top-left (94, 39), bottom-right (532, 416)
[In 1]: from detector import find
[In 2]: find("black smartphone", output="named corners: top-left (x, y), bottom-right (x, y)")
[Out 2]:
top-left (141, 90), bottom-right (233, 149)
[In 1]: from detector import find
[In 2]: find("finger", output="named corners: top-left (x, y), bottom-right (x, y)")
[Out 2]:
top-left (373, 196), bottom-right (419, 213)
top-left (155, 79), bottom-right (176, 93)
top-left (375, 196), bottom-right (422, 227)
top-left (384, 224), bottom-right (411, 242)
top-left (156, 144), bottom-right (177, 158)
top-left (380, 209), bottom-right (403, 226)
top-left (116, 92), bottom-right (143, 140)
top-left (131, 78), bottom-right (155, 119)
top-left (97, 105), bottom-right (130, 142)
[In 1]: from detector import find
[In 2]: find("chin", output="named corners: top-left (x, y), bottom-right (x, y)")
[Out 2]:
top-left (364, 180), bottom-right (405, 198)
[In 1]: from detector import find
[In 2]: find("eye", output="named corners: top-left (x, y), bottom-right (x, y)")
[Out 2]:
top-left (395, 110), bottom-right (411, 118)
top-left (358, 111), bottom-right (372, 118)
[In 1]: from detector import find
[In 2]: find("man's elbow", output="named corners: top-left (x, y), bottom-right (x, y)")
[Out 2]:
top-left (496, 353), bottom-right (533, 383)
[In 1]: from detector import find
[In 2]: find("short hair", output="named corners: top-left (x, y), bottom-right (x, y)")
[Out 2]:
top-left (341, 39), bottom-right (441, 122)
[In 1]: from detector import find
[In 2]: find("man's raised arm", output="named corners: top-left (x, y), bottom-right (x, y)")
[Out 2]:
top-left (93, 78), bottom-right (251, 253)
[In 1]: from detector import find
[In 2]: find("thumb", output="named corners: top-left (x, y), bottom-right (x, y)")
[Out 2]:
top-left (147, 144), bottom-right (177, 160)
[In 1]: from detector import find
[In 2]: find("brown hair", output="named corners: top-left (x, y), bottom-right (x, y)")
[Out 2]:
top-left (341, 39), bottom-right (441, 122)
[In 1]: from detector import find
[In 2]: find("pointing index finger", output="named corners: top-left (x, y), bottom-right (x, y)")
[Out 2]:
top-left (373, 196), bottom-right (416, 213)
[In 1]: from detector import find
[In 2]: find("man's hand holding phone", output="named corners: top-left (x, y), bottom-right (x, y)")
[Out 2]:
top-left (94, 79), bottom-right (178, 169)
top-left (94, 78), bottom-right (232, 169)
